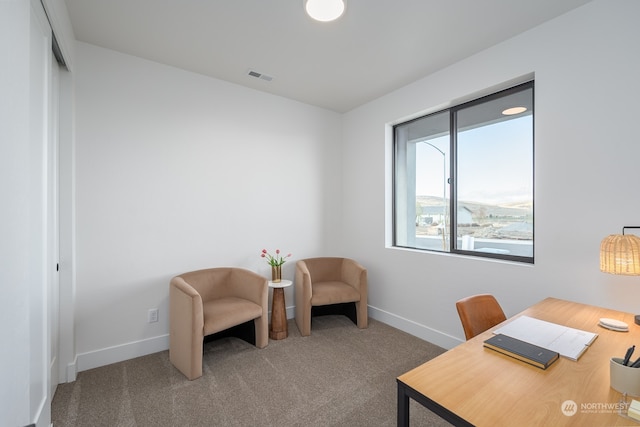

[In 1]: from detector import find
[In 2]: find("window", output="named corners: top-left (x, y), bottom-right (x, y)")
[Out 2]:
top-left (393, 81), bottom-right (534, 263)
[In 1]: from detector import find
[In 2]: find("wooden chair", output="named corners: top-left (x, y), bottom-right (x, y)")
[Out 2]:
top-left (455, 294), bottom-right (506, 340)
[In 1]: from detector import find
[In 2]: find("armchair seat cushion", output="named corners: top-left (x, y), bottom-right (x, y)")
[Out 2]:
top-left (311, 281), bottom-right (361, 306)
top-left (203, 297), bottom-right (263, 336)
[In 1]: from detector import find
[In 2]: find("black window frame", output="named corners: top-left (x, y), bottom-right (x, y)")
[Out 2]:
top-left (393, 80), bottom-right (534, 264)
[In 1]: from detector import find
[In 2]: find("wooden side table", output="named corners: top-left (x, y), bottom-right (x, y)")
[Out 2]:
top-left (268, 279), bottom-right (293, 340)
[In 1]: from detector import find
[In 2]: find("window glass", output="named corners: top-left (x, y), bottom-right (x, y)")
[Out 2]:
top-left (455, 88), bottom-right (533, 257)
top-left (394, 111), bottom-right (450, 252)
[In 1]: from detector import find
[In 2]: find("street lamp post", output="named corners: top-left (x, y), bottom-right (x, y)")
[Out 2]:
top-left (422, 141), bottom-right (447, 250)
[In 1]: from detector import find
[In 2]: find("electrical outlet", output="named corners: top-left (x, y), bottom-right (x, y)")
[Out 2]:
top-left (148, 308), bottom-right (159, 323)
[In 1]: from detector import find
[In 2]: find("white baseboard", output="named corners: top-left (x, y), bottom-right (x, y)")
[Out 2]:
top-left (75, 309), bottom-right (297, 374)
top-left (66, 355), bottom-right (77, 382)
top-left (76, 334), bottom-right (169, 373)
top-left (285, 305), bottom-right (295, 320)
top-left (32, 393), bottom-right (47, 427)
top-left (368, 305), bottom-right (462, 350)
top-left (73, 305), bottom-right (459, 374)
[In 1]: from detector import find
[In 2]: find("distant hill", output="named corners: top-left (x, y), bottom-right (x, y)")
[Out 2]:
top-left (417, 195), bottom-right (532, 218)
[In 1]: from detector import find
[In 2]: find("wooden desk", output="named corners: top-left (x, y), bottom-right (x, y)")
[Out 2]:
top-left (397, 298), bottom-right (640, 426)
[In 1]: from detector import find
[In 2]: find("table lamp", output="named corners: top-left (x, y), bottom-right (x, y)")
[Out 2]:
top-left (600, 226), bottom-right (640, 324)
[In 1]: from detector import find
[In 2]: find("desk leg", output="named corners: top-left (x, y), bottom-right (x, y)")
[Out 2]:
top-left (397, 380), bottom-right (410, 427)
top-left (397, 378), bottom-right (473, 427)
top-left (269, 287), bottom-right (288, 340)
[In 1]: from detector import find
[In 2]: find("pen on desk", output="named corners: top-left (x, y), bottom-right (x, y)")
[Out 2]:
top-left (623, 345), bottom-right (635, 366)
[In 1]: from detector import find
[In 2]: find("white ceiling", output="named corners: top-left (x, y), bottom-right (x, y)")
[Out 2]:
top-left (64, 0), bottom-right (592, 113)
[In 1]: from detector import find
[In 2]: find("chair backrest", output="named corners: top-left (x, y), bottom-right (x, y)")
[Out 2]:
top-left (176, 267), bottom-right (234, 301)
top-left (455, 294), bottom-right (507, 340)
top-left (302, 257), bottom-right (346, 282)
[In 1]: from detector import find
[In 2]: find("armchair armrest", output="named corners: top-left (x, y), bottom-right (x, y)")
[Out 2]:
top-left (228, 268), bottom-right (268, 308)
top-left (169, 277), bottom-right (205, 380)
top-left (170, 277), bottom-right (204, 331)
top-left (295, 260), bottom-right (313, 305)
top-left (228, 268), bottom-right (269, 349)
top-left (341, 258), bottom-right (367, 292)
top-left (295, 260), bottom-right (314, 336)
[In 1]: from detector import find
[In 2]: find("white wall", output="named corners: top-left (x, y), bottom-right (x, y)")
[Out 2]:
top-left (341, 0), bottom-right (640, 349)
top-left (73, 42), bottom-right (342, 370)
top-left (70, 0), bottom-right (640, 374)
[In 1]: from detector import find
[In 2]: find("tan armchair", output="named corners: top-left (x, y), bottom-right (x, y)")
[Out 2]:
top-left (295, 257), bottom-right (368, 336)
top-left (169, 267), bottom-right (268, 380)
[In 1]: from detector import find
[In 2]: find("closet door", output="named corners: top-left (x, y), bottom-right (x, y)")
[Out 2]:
top-left (28, 0), bottom-right (54, 425)
top-left (0, 0), bottom-right (54, 426)
top-left (49, 44), bottom-right (61, 400)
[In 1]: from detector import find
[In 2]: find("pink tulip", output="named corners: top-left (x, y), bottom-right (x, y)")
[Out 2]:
top-left (260, 248), bottom-right (290, 267)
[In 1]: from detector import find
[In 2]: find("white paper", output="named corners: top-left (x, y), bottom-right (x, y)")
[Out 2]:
top-left (493, 315), bottom-right (598, 361)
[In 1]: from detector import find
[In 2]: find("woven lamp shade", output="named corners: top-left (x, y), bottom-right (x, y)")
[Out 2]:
top-left (600, 234), bottom-right (640, 275)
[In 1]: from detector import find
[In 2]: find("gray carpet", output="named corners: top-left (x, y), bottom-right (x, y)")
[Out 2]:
top-left (52, 316), bottom-right (452, 426)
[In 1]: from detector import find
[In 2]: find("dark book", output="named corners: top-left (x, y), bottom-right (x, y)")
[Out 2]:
top-left (483, 334), bottom-right (559, 370)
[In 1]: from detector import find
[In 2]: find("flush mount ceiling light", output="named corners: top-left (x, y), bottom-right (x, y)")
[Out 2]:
top-left (502, 106), bottom-right (527, 116)
top-left (305, 0), bottom-right (345, 22)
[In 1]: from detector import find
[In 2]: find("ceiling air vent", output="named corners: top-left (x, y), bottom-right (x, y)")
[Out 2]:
top-left (247, 69), bottom-right (273, 82)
